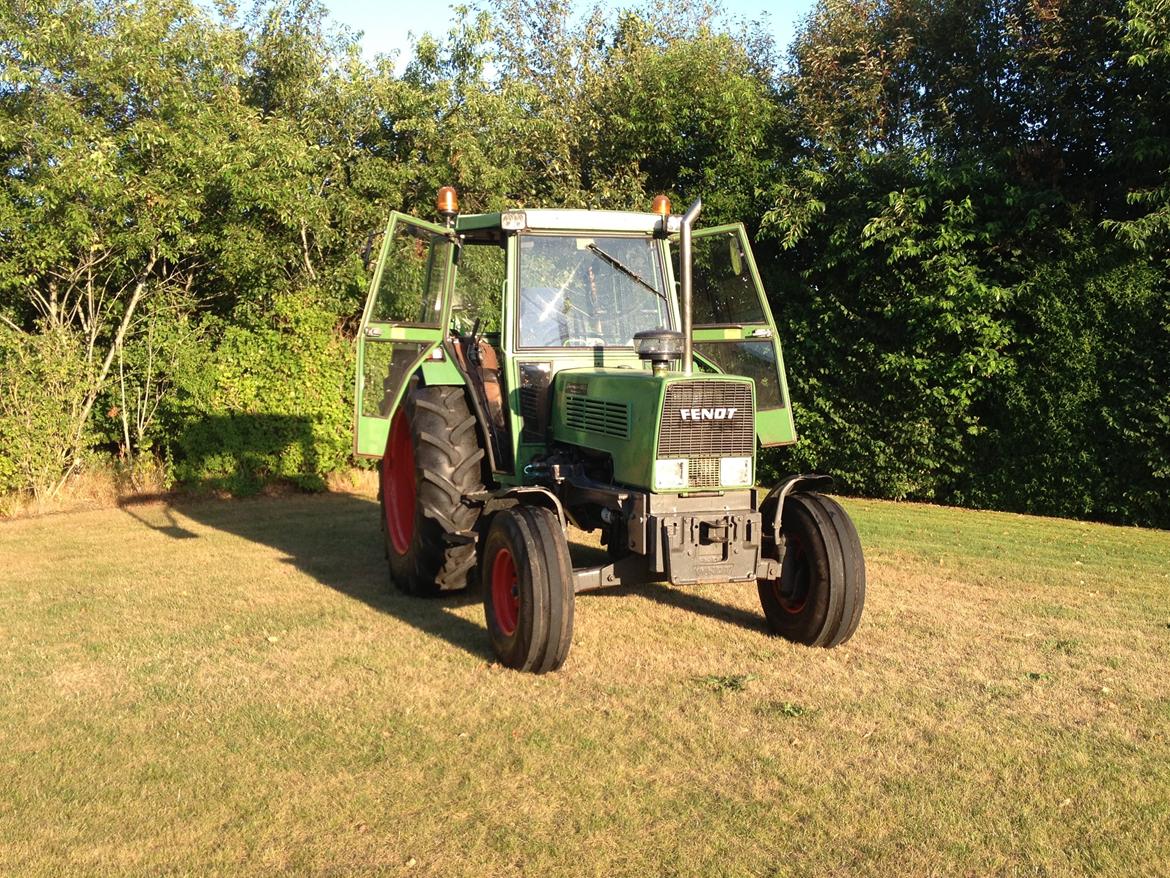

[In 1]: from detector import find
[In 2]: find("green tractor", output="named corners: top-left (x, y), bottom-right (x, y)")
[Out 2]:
top-left (354, 188), bottom-right (864, 672)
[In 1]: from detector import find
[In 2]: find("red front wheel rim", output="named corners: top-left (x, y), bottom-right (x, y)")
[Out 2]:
top-left (491, 548), bottom-right (520, 636)
top-left (383, 410), bottom-right (416, 555)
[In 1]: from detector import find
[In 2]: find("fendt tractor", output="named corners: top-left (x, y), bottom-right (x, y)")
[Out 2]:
top-left (354, 188), bottom-right (864, 672)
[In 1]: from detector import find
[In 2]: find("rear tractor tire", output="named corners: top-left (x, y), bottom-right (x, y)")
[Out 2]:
top-left (379, 383), bottom-right (486, 597)
top-left (757, 492), bottom-right (865, 648)
top-left (481, 506), bottom-right (575, 673)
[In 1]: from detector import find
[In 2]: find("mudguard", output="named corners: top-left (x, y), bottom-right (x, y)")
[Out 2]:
top-left (759, 474), bottom-right (836, 557)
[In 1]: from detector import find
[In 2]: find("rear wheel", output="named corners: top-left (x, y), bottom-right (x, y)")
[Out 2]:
top-left (481, 506), bottom-right (575, 673)
top-left (380, 382), bottom-right (486, 596)
top-left (757, 492), bottom-right (865, 647)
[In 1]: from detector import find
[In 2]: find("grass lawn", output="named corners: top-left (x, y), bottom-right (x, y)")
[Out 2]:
top-left (1, 491), bottom-right (1168, 877)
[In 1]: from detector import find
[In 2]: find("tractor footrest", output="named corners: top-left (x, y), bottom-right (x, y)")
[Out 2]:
top-left (572, 555), bottom-right (649, 594)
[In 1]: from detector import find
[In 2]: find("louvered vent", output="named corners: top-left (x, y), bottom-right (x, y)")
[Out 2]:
top-left (658, 381), bottom-right (754, 459)
top-left (519, 386), bottom-right (542, 441)
top-left (564, 394), bottom-right (629, 439)
top-left (518, 362), bottom-right (552, 443)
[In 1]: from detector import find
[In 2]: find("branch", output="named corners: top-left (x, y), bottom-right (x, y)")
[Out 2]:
top-left (52, 250), bottom-right (160, 496)
top-left (300, 220), bottom-right (318, 280)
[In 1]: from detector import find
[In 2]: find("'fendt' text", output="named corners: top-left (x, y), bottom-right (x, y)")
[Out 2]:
top-left (679, 407), bottom-right (737, 421)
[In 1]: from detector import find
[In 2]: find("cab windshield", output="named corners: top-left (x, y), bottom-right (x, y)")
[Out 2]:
top-left (517, 234), bottom-right (671, 347)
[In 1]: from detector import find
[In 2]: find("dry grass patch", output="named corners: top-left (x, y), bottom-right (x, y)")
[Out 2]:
top-left (1, 493), bottom-right (1167, 876)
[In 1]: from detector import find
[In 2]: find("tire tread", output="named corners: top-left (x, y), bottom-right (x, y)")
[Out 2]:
top-left (382, 381), bottom-right (486, 596)
top-left (757, 491), bottom-right (865, 648)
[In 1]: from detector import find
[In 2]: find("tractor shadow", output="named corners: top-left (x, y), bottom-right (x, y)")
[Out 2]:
top-left (125, 491), bottom-right (770, 657)
top-left (123, 489), bottom-right (493, 662)
top-left (121, 399), bottom-right (769, 658)
top-left (567, 542), bottom-right (770, 635)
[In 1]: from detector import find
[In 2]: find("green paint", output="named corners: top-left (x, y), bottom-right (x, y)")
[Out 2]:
top-left (418, 355), bottom-right (465, 387)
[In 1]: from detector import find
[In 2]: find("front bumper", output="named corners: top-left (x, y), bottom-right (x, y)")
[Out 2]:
top-left (629, 490), bottom-right (762, 585)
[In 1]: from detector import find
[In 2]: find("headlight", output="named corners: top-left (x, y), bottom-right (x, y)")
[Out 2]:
top-left (654, 458), bottom-right (688, 490)
top-left (719, 456), bottom-right (752, 487)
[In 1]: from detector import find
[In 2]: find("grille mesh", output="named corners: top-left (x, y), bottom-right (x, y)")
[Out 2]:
top-left (564, 395), bottom-right (629, 439)
top-left (688, 458), bottom-right (721, 489)
top-left (658, 381), bottom-right (754, 459)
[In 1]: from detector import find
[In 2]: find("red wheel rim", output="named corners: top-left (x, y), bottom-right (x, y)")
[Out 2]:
top-left (776, 532), bottom-right (810, 614)
top-left (382, 409), bottom-right (416, 555)
top-left (491, 548), bottom-right (519, 636)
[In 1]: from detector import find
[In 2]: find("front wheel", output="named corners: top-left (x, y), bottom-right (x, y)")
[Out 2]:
top-left (481, 506), bottom-right (575, 673)
top-left (757, 492), bottom-right (865, 648)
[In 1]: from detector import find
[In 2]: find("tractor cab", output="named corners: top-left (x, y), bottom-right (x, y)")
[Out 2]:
top-left (355, 195), bottom-right (795, 479)
top-left (354, 189), bottom-right (864, 673)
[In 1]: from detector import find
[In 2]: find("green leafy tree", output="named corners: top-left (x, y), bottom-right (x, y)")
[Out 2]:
top-left (0, 0), bottom-right (263, 490)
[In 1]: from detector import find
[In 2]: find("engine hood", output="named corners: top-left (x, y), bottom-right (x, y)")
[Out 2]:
top-left (550, 367), bottom-right (756, 492)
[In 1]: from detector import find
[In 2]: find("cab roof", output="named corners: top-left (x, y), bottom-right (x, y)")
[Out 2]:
top-left (456, 209), bottom-right (681, 243)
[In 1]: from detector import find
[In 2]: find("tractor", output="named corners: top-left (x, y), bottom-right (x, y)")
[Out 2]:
top-left (354, 188), bottom-right (864, 673)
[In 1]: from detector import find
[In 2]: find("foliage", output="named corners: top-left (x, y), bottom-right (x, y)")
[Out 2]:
top-left (0, 327), bottom-right (91, 497)
top-left (0, 0), bottom-right (1167, 525)
top-left (165, 293), bottom-right (352, 494)
top-left (766, 156), bottom-right (1016, 499)
top-left (762, 0), bottom-right (1169, 526)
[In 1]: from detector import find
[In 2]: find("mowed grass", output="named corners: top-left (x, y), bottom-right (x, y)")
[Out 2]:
top-left (1, 493), bottom-right (1168, 877)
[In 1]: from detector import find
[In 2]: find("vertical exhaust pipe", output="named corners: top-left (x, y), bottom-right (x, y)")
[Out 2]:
top-left (679, 197), bottom-right (703, 375)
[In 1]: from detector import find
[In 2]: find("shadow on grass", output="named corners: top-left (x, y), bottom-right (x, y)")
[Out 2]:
top-left (120, 501), bottom-right (200, 540)
top-left (591, 582), bottom-right (770, 634)
top-left (125, 491), bottom-right (771, 651)
top-left (121, 491), bottom-right (494, 662)
top-left (119, 399), bottom-right (769, 659)
top-left (569, 539), bottom-right (769, 635)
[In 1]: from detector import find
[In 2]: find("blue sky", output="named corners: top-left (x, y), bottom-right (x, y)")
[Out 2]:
top-left (324, 1), bottom-right (817, 67)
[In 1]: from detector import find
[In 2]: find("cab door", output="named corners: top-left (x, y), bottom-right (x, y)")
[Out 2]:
top-left (354, 213), bottom-right (454, 457)
top-left (683, 224), bottom-right (796, 446)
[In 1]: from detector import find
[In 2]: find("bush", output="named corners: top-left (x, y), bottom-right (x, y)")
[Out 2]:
top-left (163, 294), bottom-right (353, 495)
top-left (0, 327), bottom-right (91, 498)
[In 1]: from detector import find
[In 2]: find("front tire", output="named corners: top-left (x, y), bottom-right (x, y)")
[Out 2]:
top-left (379, 383), bottom-right (485, 596)
top-left (481, 506), bottom-right (575, 673)
top-left (757, 492), bottom-right (865, 647)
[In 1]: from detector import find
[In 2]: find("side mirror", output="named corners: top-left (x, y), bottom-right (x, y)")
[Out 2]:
top-left (729, 238), bottom-right (744, 276)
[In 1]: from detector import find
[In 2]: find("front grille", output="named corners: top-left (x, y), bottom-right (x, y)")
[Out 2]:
top-left (658, 380), bottom-right (754, 459)
top-left (564, 394), bottom-right (629, 439)
top-left (688, 458), bottom-right (721, 488)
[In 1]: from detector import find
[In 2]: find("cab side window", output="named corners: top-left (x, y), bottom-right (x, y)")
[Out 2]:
top-left (679, 230), bottom-right (766, 325)
top-left (373, 222), bottom-right (450, 326)
top-left (452, 242), bottom-right (505, 333)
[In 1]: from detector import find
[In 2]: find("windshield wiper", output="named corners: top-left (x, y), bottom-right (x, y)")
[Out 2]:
top-left (586, 244), bottom-right (667, 302)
